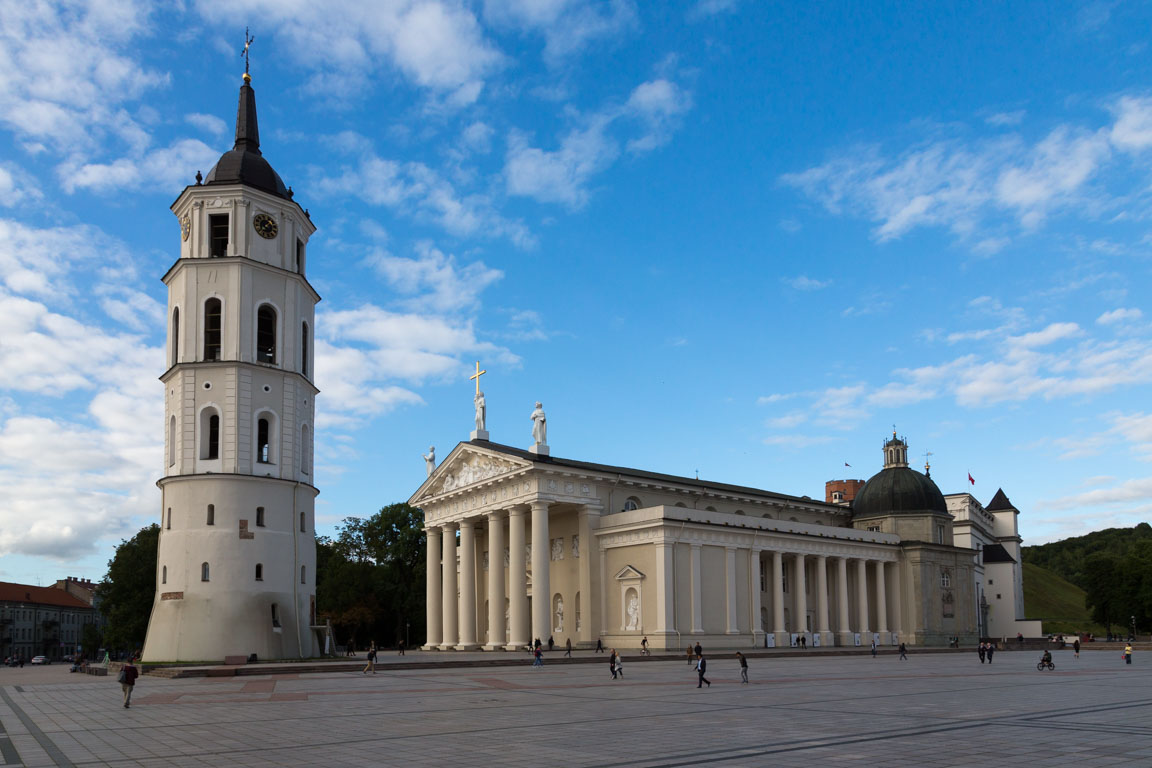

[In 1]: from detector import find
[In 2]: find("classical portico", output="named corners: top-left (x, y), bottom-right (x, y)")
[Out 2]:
top-left (411, 435), bottom-right (978, 651)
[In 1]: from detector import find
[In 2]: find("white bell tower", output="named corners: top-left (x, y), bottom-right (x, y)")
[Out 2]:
top-left (142, 70), bottom-right (321, 661)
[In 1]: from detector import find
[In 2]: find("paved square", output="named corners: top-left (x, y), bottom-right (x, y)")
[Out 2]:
top-left (0, 648), bottom-right (1146, 767)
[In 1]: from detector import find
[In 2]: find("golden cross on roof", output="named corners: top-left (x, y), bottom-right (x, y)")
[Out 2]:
top-left (241, 27), bottom-right (255, 77)
top-left (469, 360), bottom-right (486, 395)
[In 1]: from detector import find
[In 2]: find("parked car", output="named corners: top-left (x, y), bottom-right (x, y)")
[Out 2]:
top-left (62, 654), bottom-right (74, 663)
top-left (30, 656), bottom-right (48, 665)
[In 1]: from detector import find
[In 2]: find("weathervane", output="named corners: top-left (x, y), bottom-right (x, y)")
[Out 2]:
top-left (241, 27), bottom-right (255, 79)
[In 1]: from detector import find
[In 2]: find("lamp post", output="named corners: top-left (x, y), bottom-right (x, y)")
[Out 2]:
top-left (406, 622), bottom-right (410, 649)
top-left (1131, 615), bottom-right (1137, 642)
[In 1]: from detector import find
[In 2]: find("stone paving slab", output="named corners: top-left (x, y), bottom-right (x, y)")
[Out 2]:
top-left (0, 647), bottom-right (1147, 766)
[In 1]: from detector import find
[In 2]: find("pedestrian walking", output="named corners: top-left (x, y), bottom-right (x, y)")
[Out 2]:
top-left (616, 653), bottom-right (624, 678)
top-left (871, 639), bottom-right (877, 658)
top-left (986, 643), bottom-right (995, 663)
top-left (565, 638), bottom-right (572, 658)
top-left (978, 642), bottom-right (986, 663)
top-left (363, 642), bottom-right (377, 674)
top-left (898, 642), bottom-right (908, 660)
top-left (694, 641), bottom-right (703, 659)
top-left (696, 653), bottom-right (710, 688)
top-left (641, 636), bottom-right (649, 656)
top-left (533, 647), bottom-right (544, 667)
top-left (397, 639), bottom-right (405, 656)
top-left (119, 657), bottom-right (139, 709)
top-left (687, 647), bottom-right (695, 665)
top-left (1125, 643), bottom-right (1133, 664)
top-left (1073, 638), bottom-right (1080, 659)
top-left (609, 650), bottom-right (618, 679)
top-left (736, 651), bottom-right (748, 684)
top-left (596, 637), bottom-right (604, 653)
top-left (548, 636), bottom-right (555, 652)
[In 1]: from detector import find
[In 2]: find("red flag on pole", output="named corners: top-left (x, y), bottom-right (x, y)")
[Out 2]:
top-left (968, 472), bottom-right (975, 486)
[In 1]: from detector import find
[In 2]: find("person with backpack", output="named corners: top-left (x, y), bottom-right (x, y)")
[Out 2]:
top-left (119, 658), bottom-right (139, 708)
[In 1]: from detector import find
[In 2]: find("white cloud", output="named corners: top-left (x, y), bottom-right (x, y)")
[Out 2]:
top-left (196, 0), bottom-right (505, 100)
top-left (59, 138), bottom-right (219, 194)
top-left (0, 164), bottom-right (42, 207)
top-left (766, 412), bottom-right (807, 429)
top-left (690, 0), bottom-right (739, 17)
top-left (483, 0), bottom-right (636, 61)
top-left (1110, 96), bottom-right (1152, 152)
top-left (505, 117), bottom-right (618, 206)
top-left (1097, 307), bottom-right (1143, 325)
top-left (985, 110), bottom-right (1025, 127)
top-left (785, 275), bottom-right (830, 291)
top-left (624, 79), bottom-right (692, 153)
top-left (185, 112), bottom-right (228, 136)
top-left (1006, 322), bottom-right (1082, 349)
top-left (1043, 476), bottom-right (1152, 510)
top-left (366, 241), bottom-right (504, 313)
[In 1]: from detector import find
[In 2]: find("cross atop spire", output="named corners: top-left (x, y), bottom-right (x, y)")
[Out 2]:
top-left (241, 27), bottom-right (255, 82)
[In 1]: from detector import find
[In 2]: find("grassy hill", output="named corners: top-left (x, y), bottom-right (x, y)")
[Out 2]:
top-left (1022, 561), bottom-right (1102, 635)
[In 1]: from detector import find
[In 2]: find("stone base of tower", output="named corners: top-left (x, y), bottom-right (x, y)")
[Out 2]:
top-left (142, 590), bottom-right (318, 662)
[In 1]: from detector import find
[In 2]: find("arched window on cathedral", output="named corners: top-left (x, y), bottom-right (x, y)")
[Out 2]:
top-left (271, 603), bottom-right (281, 628)
top-left (203, 298), bottom-right (222, 361)
top-left (623, 496), bottom-right (641, 512)
top-left (257, 416), bottom-right (272, 464)
top-left (168, 415), bottom-right (176, 466)
top-left (171, 307), bottom-right (180, 367)
top-left (206, 504), bottom-right (215, 526)
top-left (200, 407), bottom-right (220, 460)
top-left (301, 321), bottom-right (309, 377)
top-left (201, 562), bottom-right (210, 582)
top-left (255, 563), bottom-right (263, 581)
top-left (256, 304), bottom-right (277, 364)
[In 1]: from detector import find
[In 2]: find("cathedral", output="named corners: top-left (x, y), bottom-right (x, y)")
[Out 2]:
top-left (413, 427), bottom-right (1041, 651)
top-left (142, 70), bottom-right (321, 661)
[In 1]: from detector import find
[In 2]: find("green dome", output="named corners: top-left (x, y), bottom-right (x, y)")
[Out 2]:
top-left (851, 466), bottom-right (947, 518)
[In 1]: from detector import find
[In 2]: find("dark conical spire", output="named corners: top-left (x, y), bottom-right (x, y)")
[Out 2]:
top-left (234, 78), bottom-right (261, 154)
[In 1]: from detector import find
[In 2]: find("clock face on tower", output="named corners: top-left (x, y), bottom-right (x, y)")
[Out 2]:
top-left (253, 213), bottom-right (278, 239)
top-left (180, 214), bottom-right (191, 241)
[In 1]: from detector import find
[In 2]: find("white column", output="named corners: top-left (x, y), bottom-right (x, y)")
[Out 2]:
top-left (750, 548), bottom-right (764, 642)
top-left (577, 507), bottom-right (594, 646)
top-left (530, 501), bottom-right (551, 645)
top-left (507, 506), bottom-right (529, 649)
top-left (690, 543), bottom-right (703, 634)
top-left (836, 557), bottom-right (851, 646)
top-left (725, 546), bottom-right (739, 634)
top-left (890, 561), bottom-right (903, 642)
top-left (856, 558), bottom-right (870, 635)
top-left (772, 550), bottom-right (786, 647)
top-left (457, 520), bottom-right (479, 649)
top-left (793, 554), bottom-right (807, 638)
top-left (440, 522), bottom-right (457, 650)
top-left (876, 560), bottom-right (889, 639)
top-left (424, 526), bottom-right (442, 649)
top-left (815, 554), bottom-right (831, 644)
top-left (655, 541), bottom-right (675, 644)
top-left (485, 511), bottom-right (505, 650)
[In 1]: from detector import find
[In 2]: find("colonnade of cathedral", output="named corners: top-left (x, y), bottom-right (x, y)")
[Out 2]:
top-left (424, 501), bottom-right (905, 650)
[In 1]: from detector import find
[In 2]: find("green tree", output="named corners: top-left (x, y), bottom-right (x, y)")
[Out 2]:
top-left (316, 503), bottom-right (426, 649)
top-left (1083, 552), bottom-right (1123, 633)
top-left (97, 524), bottom-right (159, 652)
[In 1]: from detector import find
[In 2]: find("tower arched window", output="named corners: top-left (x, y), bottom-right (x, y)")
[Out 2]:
top-left (166, 507), bottom-right (172, 530)
top-left (255, 563), bottom-right (263, 581)
top-left (256, 304), bottom-right (277, 364)
top-left (256, 506), bottom-right (265, 527)
top-left (300, 511), bottom-right (306, 533)
top-left (199, 407), bottom-right (220, 460)
top-left (171, 307), bottom-right (180, 367)
top-left (162, 565), bottom-right (167, 584)
top-left (201, 562), bottom-right (210, 582)
top-left (203, 298), bottom-right (222, 361)
top-left (168, 415), bottom-right (176, 466)
top-left (206, 504), bottom-right (214, 525)
top-left (301, 321), bottom-right (309, 377)
top-left (257, 416), bottom-right (273, 464)
top-left (300, 565), bottom-right (306, 584)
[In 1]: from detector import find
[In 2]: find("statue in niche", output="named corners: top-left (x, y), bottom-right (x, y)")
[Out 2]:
top-left (571, 535), bottom-right (580, 559)
top-left (475, 391), bottom-right (486, 432)
top-left (503, 547), bottom-right (510, 567)
top-left (482, 551), bottom-right (489, 571)
top-left (525, 543), bottom-right (532, 562)
top-left (551, 538), bottom-right (563, 561)
top-left (531, 401), bottom-right (547, 444)
top-left (554, 597), bottom-right (564, 633)
top-left (423, 446), bottom-right (435, 477)
top-left (626, 593), bottom-right (639, 631)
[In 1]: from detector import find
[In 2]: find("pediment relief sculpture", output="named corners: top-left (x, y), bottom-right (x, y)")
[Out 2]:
top-left (432, 452), bottom-right (524, 494)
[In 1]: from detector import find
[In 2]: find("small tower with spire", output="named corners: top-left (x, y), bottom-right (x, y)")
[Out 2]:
top-left (882, 428), bottom-right (909, 468)
top-left (142, 58), bottom-right (320, 662)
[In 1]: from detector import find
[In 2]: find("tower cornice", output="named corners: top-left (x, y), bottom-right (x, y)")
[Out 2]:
top-left (159, 360), bottom-right (320, 394)
top-left (160, 254), bottom-right (322, 303)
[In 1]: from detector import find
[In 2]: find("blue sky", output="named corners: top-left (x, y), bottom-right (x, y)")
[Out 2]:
top-left (1, 0), bottom-right (1151, 586)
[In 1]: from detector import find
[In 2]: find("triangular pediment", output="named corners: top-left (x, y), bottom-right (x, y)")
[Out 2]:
top-left (615, 565), bottom-right (645, 581)
top-left (411, 443), bottom-right (533, 504)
